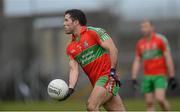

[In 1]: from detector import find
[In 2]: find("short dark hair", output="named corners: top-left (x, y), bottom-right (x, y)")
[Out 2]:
top-left (65, 9), bottom-right (87, 26)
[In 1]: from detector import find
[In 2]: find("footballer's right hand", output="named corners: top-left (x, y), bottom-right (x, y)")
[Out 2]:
top-left (168, 78), bottom-right (178, 90)
top-left (59, 88), bottom-right (74, 101)
top-left (110, 68), bottom-right (121, 87)
top-left (132, 79), bottom-right (139, 90)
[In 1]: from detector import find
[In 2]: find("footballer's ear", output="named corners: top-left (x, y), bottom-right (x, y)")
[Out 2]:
top-left (74, 20), bottom-right (79, 25)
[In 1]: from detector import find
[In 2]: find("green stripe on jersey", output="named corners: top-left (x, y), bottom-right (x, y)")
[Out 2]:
top-left (87, 26), bottom-right (110, 41)
top-left (75, 44), bottom-right (106, 66)
top-left (142, 49), bottom-right (163, 60)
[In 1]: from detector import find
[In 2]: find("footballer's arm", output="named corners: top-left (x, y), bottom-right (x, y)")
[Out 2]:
top-left (132, 56), bottom-right (141, 80)
top-left (164, 46), bottom-right (178, 90)
top-left (69, 59), bottom-right (79, 89)
top-left (164, 50), bottom-right (175, 78)
top-left (100, 38), bottom-right (122, 86)
top-left (131, 55), bottom-right (141, 89)
top-left (100, 38), bottom-right (118, 69)
top-left (59, 59), bottom-right (78, 101)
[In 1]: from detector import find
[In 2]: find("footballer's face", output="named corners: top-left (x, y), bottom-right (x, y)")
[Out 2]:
top-left (141, 21), bottom-right (154, 37)
top-left (64, 14), bottom-right (76, 34)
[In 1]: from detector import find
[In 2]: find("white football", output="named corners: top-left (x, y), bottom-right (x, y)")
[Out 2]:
top-left (47, 79), bottom-right (68, 100)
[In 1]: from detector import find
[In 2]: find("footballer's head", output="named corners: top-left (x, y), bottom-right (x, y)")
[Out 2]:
top-left (64, 9), bottom-right (87, 34)
top-left (141, 20), bottom-right (154, 37)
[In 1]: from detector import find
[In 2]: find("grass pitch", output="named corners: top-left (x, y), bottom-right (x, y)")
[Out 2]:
top-left (0, 98), bottom-right (179, 111)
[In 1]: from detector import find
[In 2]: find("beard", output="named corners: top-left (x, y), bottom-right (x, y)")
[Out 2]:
top-left (65, 31), bottom-right (73, 34)
top-left (64, 29), bottom-right (74, 34)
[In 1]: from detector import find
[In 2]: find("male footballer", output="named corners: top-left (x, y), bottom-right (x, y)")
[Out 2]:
top-left (62, 9), bottom-right (125, 111)
top-left (131, 20), bottom-right (178, 111)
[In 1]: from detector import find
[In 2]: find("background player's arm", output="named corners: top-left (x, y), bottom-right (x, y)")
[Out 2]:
top-left (161, 37), bottom-right (177, 90)
top-left (132, 42), bottom-right (141, 80)
top-left (132, 56), bottom-right (141, 80)
top-left (131, 42), bottom-right (141, 89)
top-left (160, 36), bottom-right (175, 78)
top-left (100, 38), bottom-right (118, 69)
top-left (164, 50), bottom-right (178, 90)
top-left (164, 49), bottom-right (175, 78)
top-left (68, 59), bottom-right (79, 89)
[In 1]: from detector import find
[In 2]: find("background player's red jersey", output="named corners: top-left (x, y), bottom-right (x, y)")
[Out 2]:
top-left (135, 32), bottom-right (170, 75)
top-left (66, 26), bottom-right (112, 86)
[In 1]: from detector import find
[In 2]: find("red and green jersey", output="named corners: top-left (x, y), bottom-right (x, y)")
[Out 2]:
top-left (136, 32), bottom-right (170, 75)
top-left (66, 26), bottom-right (111, 86)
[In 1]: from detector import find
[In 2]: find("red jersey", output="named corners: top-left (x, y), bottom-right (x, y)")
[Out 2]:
top-left (66, 26), bottom-right (111, 86)
top-left (136, 32), bottom-right (170, 75)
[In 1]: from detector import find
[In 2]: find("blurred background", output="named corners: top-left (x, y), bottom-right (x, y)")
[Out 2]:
top-left (0, 0), bottom-right (180, 110)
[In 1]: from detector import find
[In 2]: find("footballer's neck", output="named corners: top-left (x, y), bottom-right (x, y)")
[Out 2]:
top-left (74, 25), bottom-right (82, 37)
top-left (146, 32), bottom-right (152, 41)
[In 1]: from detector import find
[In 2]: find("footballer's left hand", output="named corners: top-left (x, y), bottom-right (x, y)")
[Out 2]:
top-left (168, 77), bottom-right (178, 90)
top-left (58, 88), bottom-right (74, 101)
top-left (110, 68), bottom-right (121, 87)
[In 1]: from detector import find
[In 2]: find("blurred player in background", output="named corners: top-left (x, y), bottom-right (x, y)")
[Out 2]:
top-left (62, 9), bottom-right (125, 111)
top-left (131, 20), bottom-right (178, 111)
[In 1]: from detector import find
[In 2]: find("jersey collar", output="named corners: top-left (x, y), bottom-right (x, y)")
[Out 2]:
top-left (150, 32), bottom-right (156, 40)
top-left (72, 26), bottom-right (87, 41)
top-left (80, 26), bottom-right (87, 34)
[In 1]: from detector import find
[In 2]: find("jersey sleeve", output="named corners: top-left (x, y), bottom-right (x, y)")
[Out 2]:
top-left (88, 27), bottom-right (111, 43)
top-left (157, 34), bottom-right (171, 52)
top-left (66, 51), bottom-right (74, 61)
top-left (66, 45), bottom-right (74, 61)
top-left (67, 54), bottom-right (74, 60)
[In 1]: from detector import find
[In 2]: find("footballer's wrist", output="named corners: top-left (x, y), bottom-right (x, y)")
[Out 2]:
top-left (132, 76), bottom-right (137, 80)
top-left (69, 88), bottom-right (74, 90)
top-left (68, 87), bottom-right (74, 91)
top-left (169, 77), bottom-right (176, 82)
top-left (68, 84), bottom-right (75, 89)
top-left (169, 76), bottom-right (175, 79)
top-left (69, 88), bottom-right (74, 93)
top-left (111, 66), bottom-right (116, 69)
top-left (110, 68), bottom-right (116, 75)
top-left (132, 79), bottom-right (137, 84)
top-left (168, 77), bottom-right (175, 82)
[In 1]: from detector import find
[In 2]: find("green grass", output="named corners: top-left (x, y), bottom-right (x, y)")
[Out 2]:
top-left (0, 98), bottom-right (179, 111)
top-left (124, 98), bottom-right (180, 111)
